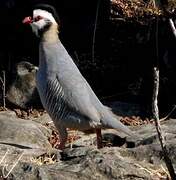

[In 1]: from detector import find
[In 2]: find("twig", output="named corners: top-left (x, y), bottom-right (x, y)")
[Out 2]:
top-left (169, 18), bottom-right (176, 38)
top-left (152, 67), bottom-right (175, 180)
top-left (2, 71), bottom-right (6, 109)
top-left (152, 11), bottom-right (176, 179)
top-left (2, 151), bottom-right (24, 178)
top-left (92, 0), bottom-right (101, 63)
top-left (152, 0), bottom-right (156, 8)
top-left (0, 150), bottom-right (9, 165)
top-left (0, 71), bottom-right (6, 108)
top-left (134, 163), bottom-right (169, 178)
top-left (160, 105), bottom-right (176, 122)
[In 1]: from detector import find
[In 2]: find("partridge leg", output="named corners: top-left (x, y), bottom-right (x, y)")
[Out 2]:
top-left (57, 126), bottom-right (68, 150)
top-left (95, 128), bottom-right (103, 149)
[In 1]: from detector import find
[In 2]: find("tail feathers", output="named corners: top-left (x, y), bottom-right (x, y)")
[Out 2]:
top-left (101, 106), bottom-right (133, 136)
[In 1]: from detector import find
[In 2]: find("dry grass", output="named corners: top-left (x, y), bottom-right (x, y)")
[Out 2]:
top-left (30, 153), bottom-right (57, 166)
top-left (134, 163), bottom-right (170, 179)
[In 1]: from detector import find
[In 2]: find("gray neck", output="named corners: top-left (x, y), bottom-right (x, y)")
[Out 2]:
top-left (38, 25), bottom-right (65, 72)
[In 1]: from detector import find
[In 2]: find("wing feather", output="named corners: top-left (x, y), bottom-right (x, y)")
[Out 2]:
top-left (55, 75), bottom-right (101, 124)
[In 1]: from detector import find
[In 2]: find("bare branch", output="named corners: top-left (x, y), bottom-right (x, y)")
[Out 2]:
top-left (92, 0), bottom-right (101, 63)
top-left (160, 105), bottom-right (176, 122)
top-left (3, 152), bottom-right (24, 178)
top-left (0, 77), bottom-right (3, 86)
top-left (0, 150), bottom-right (9, 165)
top-left (152, 67), bottom-right (176, 179)
top-left (2, 71), bottom-right (6, 109)
top-left (169, 18), bottom-right (176, 38)
top-left (0, 71), bottom-right (6, 109)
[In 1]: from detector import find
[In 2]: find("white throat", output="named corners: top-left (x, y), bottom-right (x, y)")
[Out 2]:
top-left (30, 9), bottom-right (57, 36)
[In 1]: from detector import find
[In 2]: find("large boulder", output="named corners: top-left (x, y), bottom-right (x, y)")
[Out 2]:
top-left (0, 110), bottom-right (52, 156)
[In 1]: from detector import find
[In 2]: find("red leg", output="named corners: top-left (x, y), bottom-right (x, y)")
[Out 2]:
top-left (95, 128), bottom-right (103, 149)
top-left (58, 137), bottom-right (67, 150)
top-left (57, 126), bottom-right (68, 150)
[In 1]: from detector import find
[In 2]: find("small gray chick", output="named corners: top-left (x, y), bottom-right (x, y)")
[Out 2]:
top-left (6, 61), bottom-right (39, 109)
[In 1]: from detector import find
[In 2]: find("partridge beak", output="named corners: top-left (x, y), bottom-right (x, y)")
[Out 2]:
top-left (22, 16), bottom-right (33, 24)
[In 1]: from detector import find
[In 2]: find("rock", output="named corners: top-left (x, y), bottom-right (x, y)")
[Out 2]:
top-left (0, 111), bottom-right (52, 157)
top-left (6, 61), bottom-right (42, 109)
top-left (0, 146), bottom-right (168, 180)
top-left (0, 110), bottom-right (55, 179)
top-left (32, 113), bottom-right (52, 125)
top-left (125, 119), bottom-right (176, 167)
top-left (0, 110), bottom-right (175, 179)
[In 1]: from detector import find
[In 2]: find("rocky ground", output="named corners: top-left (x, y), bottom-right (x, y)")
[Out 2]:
top-left (0, 102), bottom-right (174, 180)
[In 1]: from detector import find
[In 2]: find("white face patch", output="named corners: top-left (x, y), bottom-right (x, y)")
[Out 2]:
top-left (30, 9), bottom-right (57, 36)
top-left (33, 9), bottom-right (57, 24)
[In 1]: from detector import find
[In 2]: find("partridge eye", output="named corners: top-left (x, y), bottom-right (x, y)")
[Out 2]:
top-left (34, 15), bottom-right (43, 22)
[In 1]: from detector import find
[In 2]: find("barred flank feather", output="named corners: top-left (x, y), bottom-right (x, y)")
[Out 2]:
top-left (45, 78), bottom-right (69, 121)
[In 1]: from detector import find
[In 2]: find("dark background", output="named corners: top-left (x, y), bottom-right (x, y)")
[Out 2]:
top-left (1, 0), bottom-right (176, 115)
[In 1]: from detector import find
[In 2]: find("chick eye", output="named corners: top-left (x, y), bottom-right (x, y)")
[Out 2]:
top-left (34, 15), bottom-right (43, 22)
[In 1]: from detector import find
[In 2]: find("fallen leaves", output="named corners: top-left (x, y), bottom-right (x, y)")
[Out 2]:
top-left (121, 116), bottom-right (154, 126)
top-left (48, 129), bottom-right (81, 149)
top-left (111, 0), bottom-right (162, 24)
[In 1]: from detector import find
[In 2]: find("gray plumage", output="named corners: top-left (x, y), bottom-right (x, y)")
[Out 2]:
top-left (37, 35), bottom-right (132, 137)
top-left (23, 6), bottom-right (133, 149)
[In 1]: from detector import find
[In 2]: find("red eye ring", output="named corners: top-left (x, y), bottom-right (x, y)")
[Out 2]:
top-left (34, 15), bottom-right (43, 22)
